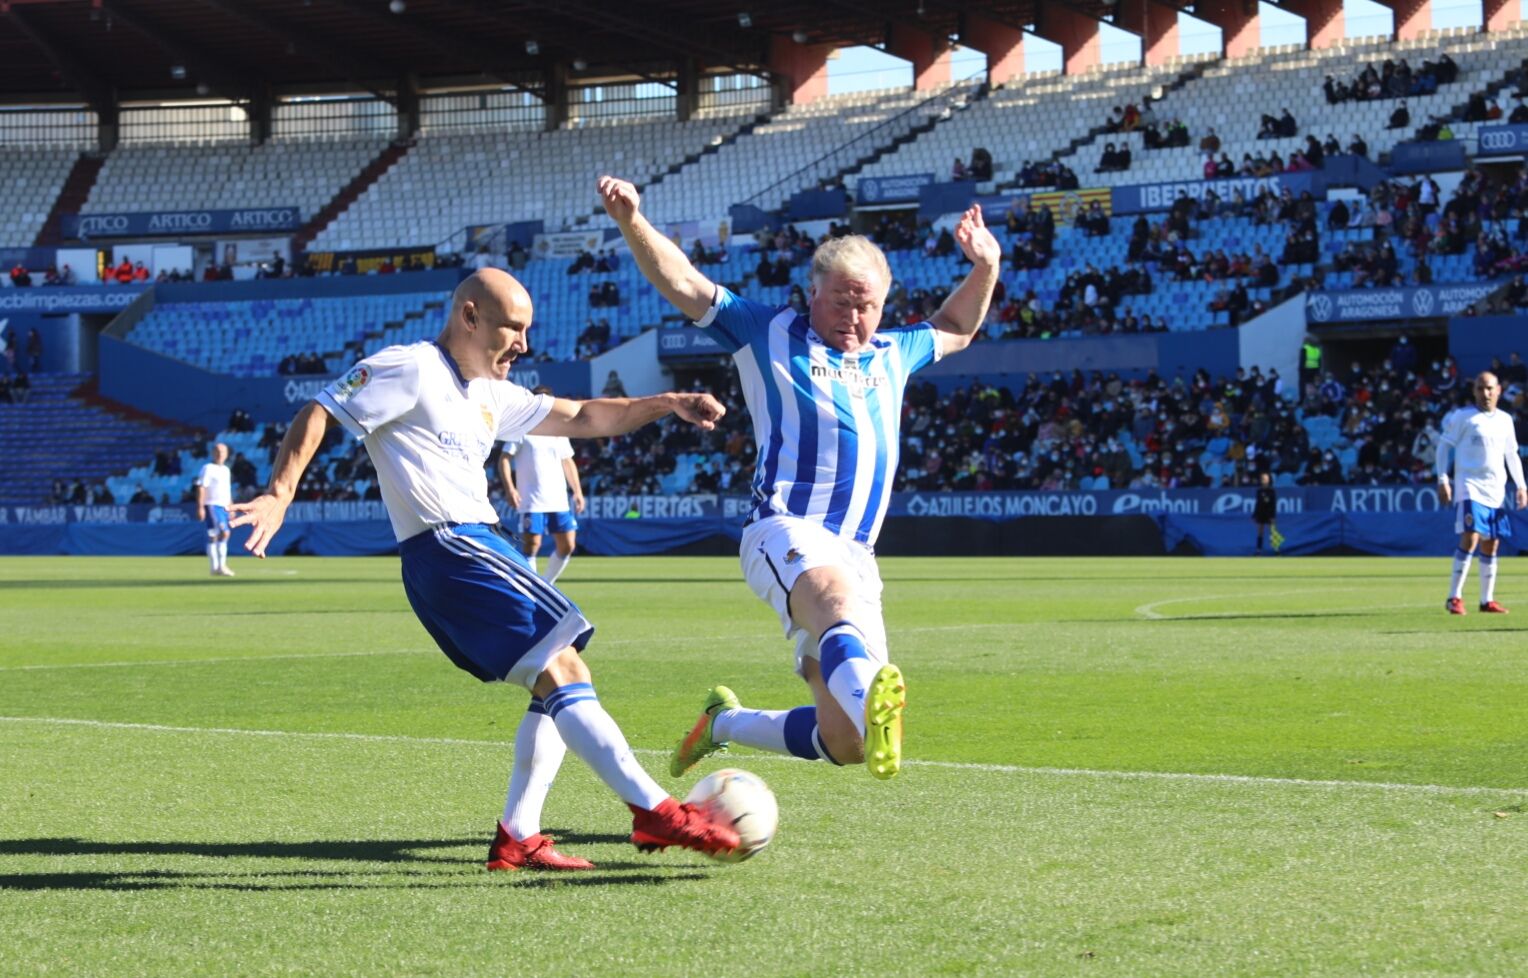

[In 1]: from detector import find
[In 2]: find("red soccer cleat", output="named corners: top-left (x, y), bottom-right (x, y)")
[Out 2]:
top-left (629, 798), bottom-right (740, 857)
top-left (1480, 600), bottom-right (1509, 614)
top-left (1446, 597), bottom-right (1467, 615)
top-left (486, 823), bottom-right (595, 871)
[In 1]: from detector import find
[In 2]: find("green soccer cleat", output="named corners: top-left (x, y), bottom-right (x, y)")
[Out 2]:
top-left (670, 685), bottom-right (740, 777)
top-left (865, 664), bottom-right (906, 781)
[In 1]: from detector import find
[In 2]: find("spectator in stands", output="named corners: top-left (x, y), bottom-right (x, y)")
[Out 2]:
top-left (228, 407), bottom-right (254, 433)
top-left (566, 249), bottom-right (594, 275)
top-left (133, 262), bottom-right (151, 282)
top-left (7, 263), bottom-right (29, 288)
top-left (1388, 101), bottom-right (1410, 130)
top-left (969, 147), bottom-right (993, 181)
top-left (129, 484), bottom-right (154, 505)
top-left (1348, 133), bottom-right (1369, 158)
top-left (951, 156), bottom-right (968, 181)
top-left (1324, 75), bottom-right (1350, 104)
top-left (112, 258), bottom-right (133, 284)
top-left (1199, 127), bottom-right (1221, 155)
top-left (25, 329), bottom-right (41, 371)
top-left (1096, 142), bottom-right (1124, 173)
top-left (601, 370), bottom-right (627, 398)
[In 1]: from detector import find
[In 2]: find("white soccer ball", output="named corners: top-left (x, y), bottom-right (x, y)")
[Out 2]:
top-left (684, 767), bottom-right (779, 862)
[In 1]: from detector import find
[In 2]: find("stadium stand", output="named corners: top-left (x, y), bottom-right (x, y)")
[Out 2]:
top-left (82, 137), bottom-right (390, 224)
top-left (631, 86), bottom-right (974, 223)
top-left (127, 291), bottom-right (448, 377)
top-left (307, 112), bottom-right (760, 251)
top-left (0, 373), bottom-right (193, 504)
top-left (0, 147), bottom-right (80, 246)
top-left (849, 61), bottom-right (1196, 195)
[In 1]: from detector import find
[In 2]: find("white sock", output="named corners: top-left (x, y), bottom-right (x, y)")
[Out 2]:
top-left (819, 622), bottom-right (881, 738)
top-left (216, 538), bottom-right (228, 570)
top-left (545, 683), bottom-right (667, 810)
top-left (546, 551), bottom-right (571, 584)
top-left (1450, 548), bottom-right (1474, 600)
top-left (207, 537), bottom-right (218, 571)
top-left (1480, 553), bottom-right (1498, 605)
top-left (526, 554), bottom-right (539, 576)
top-left (503, 702), bottom-right (566, 840)
top-left (713, 707), bottom-right (791, 754)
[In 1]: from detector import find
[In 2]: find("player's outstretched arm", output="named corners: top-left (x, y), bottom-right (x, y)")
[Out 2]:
top-left (598, 176), bottom-right (715, 322)
top-left (228, 401), bottom-right (335, 557)
top-left (531, 392), bottom-right (725, 439)
top-left (929, 204), bottom-right (1002, 356)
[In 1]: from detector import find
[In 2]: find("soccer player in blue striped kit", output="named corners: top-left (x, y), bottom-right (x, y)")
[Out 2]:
top-left (601, 175), bottom-right (1001, 781)
top-left (230, 269), bottom-right (740, 870)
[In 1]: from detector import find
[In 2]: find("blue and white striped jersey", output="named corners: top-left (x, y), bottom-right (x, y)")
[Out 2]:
top-left (697, 286), bottom-right (941, 545)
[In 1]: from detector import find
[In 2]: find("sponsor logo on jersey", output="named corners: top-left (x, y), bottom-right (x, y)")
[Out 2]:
top-left (783, 548), bottom-right (803, 564)
top-left (330, 364), bottom-right (371, 401)
top-left (479, 404), bottom-right (495, 432)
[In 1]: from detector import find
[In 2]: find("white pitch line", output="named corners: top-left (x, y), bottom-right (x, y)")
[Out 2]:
top-left (1133, 587), bottom-right (1399, 620)
top-left (2, 714), bottom-right (1524, 798)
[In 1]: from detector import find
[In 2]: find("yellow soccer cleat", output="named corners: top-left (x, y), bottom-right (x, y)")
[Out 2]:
top-left (670, 685), bottom-right (739, 777)
top-left (865, 664), bottom-right (906, 780)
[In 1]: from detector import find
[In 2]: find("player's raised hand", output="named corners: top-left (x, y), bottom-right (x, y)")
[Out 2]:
top-left (228, 494), bottom-right (289, 559)
top-left (953, 204), bottom-right (1001, 267)
top-left (672, 392), bottom-right (726, 431)
top-left (598, 176), bottom-right (641, 224)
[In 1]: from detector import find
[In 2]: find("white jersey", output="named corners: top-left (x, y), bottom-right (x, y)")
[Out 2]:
top-left (1436, 405), bottom-right (1525, 509)
top-left (504, 435), bottom-right (574, 513)
top-left (317, 342), bottom-right (553, 541)
top-left (194, 462), bottom-right (232, 507)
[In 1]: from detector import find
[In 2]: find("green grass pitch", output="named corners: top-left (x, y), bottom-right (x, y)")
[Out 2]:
top-left (2, 554), bottom-right (1527, 977)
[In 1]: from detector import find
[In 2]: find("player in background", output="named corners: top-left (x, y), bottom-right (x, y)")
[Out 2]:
top-left (498, 386), bottom-right (584, 584)
top-left (1252, 471), bottom-right (1277, 555)
top-left (1437, 371), bottom-right (1527, 614)
top-left (600, 174), bottom-right (1000, 782)
top-left (195, 442), bottom-right (234, 577)
top-left (230, 269), bottom-right (739, 870)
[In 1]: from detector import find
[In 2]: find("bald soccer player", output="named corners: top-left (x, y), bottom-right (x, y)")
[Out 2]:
top-left (231, 269), bottom-right (740, 869)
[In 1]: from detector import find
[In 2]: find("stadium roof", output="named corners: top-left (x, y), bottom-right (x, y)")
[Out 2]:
top-left (0, 0), bottom-right (1104, 106)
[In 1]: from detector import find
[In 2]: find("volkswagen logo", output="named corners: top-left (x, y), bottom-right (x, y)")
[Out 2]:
top-left (1411, 289), bottom-right (1435, 317)
top-left (1307, 293), bottom-right (1333, 322)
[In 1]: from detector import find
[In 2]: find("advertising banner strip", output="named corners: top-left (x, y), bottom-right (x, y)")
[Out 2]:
top-left (62, 207), bottom-right (304, 240)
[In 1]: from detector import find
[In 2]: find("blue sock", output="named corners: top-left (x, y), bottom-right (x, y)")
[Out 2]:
top-left (782, 706), bottom-right (841, 764)
top-left (819, 621), bottom-right (879, 737)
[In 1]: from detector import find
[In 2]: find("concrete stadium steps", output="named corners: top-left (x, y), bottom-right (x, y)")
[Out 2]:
top-left (293, 140), bottom-right (414, 251)
top-left (33, 154), bottom-right (105, 247)
top-left (0, 373), bottom-right (198, 504)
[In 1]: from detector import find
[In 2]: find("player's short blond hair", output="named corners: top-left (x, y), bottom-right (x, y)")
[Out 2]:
top-left (810, 235), bottom-right (891, 294)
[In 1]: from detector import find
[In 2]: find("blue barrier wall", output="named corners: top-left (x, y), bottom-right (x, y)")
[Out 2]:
top-left (3, 491), bottom-right (1514, 558)
top-left (1448, 315), bottom-right (1528, 375)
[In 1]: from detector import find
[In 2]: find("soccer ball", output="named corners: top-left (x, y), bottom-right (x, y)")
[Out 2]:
top-left (684, 768), bottom-right (779, 862)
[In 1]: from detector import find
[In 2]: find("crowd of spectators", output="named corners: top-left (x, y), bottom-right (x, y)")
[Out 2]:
top-left (277, 352), bottom-right (330, 375)
top-left (1323, 55), bottom-right (1458, 105)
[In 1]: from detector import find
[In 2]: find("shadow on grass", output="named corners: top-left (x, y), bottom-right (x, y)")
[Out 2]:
top-left (0, 869), bottom-right (708, 892)
top-left (0, 836), bottom-right (713, 891)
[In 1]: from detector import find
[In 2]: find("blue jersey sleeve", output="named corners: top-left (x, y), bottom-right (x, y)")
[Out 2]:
top-left (881, 322), bottom-right (941, 376)
top-left (693, 285), bottom-right (780, 353)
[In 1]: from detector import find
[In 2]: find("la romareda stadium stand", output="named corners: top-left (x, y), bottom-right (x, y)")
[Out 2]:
top-left (5, 24), bottom-right (1528, 509)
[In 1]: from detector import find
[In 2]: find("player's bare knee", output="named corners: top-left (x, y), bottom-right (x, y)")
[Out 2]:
top-left (532, 647), bottom-right (589, 696)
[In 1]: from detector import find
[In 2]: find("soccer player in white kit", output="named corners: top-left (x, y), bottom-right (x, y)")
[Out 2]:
top-left (498, 387), bottom-right (583, 584)
top-left (600, 175), bottom-right (1001, 781)
top-left (230, 269), bottom-right (740, 869)
top-left (1436, 371), bottom-right (1526, 614)
top-left (195, 442), bottom-right (235, 577)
